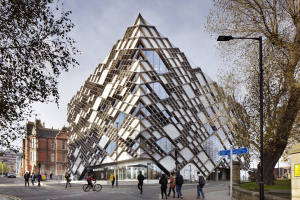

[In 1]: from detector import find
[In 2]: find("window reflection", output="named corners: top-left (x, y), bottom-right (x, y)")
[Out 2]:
top-left (143, 50), bottom-right (169, 74)
top-left (113, 113), bottom-right (127, 127)
top-left (156, 137), bottom-right (175, 153)
top-left (149, 82), bottom-right (169, 99)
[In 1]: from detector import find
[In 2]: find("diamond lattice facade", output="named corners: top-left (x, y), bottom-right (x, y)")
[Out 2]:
top-left (67, 14), bottom-right (250, 180)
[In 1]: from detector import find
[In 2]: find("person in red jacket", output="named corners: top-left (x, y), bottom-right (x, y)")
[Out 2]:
top-left (87, 174), bottom-right (95, 190)
top-left (168, 172), bottom-right (176, 198)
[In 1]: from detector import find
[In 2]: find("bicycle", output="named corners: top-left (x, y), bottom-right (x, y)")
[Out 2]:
top-left (83, 181), bottom-right (102, 192)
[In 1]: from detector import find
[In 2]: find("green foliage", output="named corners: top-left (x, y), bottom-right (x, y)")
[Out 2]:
top-left (0, 0), bottom-right (79, 151)
top-left (241, 179), bottom-right (291, 191)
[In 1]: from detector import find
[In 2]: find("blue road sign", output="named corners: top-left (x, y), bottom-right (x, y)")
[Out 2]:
top-left (219, 148), bottom-right (248, 156)
top-left (219, 150), bottom-right (230, 156)
top-left (233, 148), bottom-right (248, 154)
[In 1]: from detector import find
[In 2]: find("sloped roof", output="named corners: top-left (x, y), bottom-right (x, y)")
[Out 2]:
top-left (36, 128), bottom-right (59, 138)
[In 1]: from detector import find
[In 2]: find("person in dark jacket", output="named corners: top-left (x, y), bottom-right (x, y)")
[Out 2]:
top-left (175, 170), bottom-right (183, 199)
top-left (159, 174), bottom-right (168, 199)
top-left (65, 172), bottom-right (71, 188)
top-left (24, 172), bottom-right (30, 187)
top-left (36, 172), bottom-right (42, 186)
top-left (50, 173), bottom-right (52, 180)
top-left (137, 171), bottom-right (145, 194)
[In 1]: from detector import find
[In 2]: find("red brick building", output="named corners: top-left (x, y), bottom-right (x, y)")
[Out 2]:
top-left (21, 119), bottom-right (68, 176)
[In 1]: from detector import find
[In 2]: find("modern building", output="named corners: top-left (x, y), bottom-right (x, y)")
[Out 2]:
top-left (21, 119), bottom-right (68, 176)
top-left (67, 14), bottom-right (250, 180)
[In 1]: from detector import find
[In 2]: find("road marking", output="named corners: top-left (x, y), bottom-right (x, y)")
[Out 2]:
top-left (0, 194), bottom-right (21, 200)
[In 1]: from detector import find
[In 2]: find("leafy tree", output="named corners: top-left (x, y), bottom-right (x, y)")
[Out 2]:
top-left (206, 0), bottom-right (300, 185)
top-left (0, 162), bottom-right (9, 174)
top-left (0, 0), bottom-right (79, 151)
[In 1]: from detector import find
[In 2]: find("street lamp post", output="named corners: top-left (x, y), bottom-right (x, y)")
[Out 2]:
top-left (217, 35), bottom-right (264, 200)
top-left (116, 122), bottom-right (119, 188)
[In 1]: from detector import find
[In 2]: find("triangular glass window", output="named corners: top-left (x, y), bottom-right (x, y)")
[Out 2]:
top-left (137, 42), bottom-right (144, 49)
top-left (142, 50), bottom-right (169, 73)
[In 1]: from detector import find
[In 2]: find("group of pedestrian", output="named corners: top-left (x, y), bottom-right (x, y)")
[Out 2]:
top-left (137, 170), bottom-right (206, 199)
top-left (24, 171), bottom-right (42, 187)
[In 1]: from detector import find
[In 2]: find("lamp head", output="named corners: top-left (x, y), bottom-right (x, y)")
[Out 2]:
top-left (217, 36), bottom-right (233, 41)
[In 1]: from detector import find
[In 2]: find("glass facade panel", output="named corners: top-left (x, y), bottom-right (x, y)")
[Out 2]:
top-left (143, 50), bottom-right (168, 74)
top-left (113, 112), bottom-right (127, 127)
top-left (204, 123), bottom-right (214, 135)
top-left (149, 82), bottom-right (169, 99)
top-left (105, 141), bottom-right (117, 155)
top-left (156, 137), bottom-right (174, 153)
top-left (202, 135), bottom-right (223, 162)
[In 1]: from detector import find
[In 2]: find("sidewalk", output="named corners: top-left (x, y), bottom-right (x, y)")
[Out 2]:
top-left (178, 187), bottom-right (237, 200)
top-left (41, 180), bottom-right (237, 200)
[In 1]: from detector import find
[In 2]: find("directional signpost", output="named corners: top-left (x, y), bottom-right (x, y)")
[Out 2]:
top-left (219, 147), bottom-right (249, 199)
top-left (219, 148), bottom-right (248, 156)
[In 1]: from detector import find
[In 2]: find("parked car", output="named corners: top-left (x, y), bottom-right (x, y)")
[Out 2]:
top-left (7, 172), bottom-right (16, 178)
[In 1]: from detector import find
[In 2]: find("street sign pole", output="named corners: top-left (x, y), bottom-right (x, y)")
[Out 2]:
top-left (230, 146), bottom-right (233, 199)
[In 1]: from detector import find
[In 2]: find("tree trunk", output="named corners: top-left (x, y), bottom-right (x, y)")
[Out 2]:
top-left (257, 83), bottom-right (300, 185)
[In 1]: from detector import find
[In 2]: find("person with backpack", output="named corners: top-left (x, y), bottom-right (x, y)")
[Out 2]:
top-left (175, 170), bottom-right (183, 199)
top-left (137, 171), bottom-right (145, 194)
top-left (65, 172), bottom-right (71, 188)
top-left (87, 174), bottom-right (95, 190)
top-left (167, 172), bottom-right (176, 198)
top-left (159, 174), bottom-right (168, 199)
top-left (197, 171), bottom-right (205, 199)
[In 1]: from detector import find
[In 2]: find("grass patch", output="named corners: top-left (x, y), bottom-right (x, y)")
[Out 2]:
top-left (241, 179), bottom-right (291, 191)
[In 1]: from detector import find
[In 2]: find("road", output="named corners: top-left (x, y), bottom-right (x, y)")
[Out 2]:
top-left (0, 177), bottom-right (232, 200)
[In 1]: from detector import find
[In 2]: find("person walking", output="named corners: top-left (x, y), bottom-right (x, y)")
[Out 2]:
top-left (137, 171), bottom-right (145, 194)
top-left (65, 172), bottom-right (71, 188)
top-left (167, 172), bottom-right (176, 198)
top-left (110, 173), bottom-right (116, 187)
top-left (30, 172), bottom-right (36, 186)
top-left (36, 172), bottom-right (42, 186)
top-left (159, 174), bottom-right (168, 199)
top-left (50, 173), bottom-right (52, 180)
top-left (175, 170), bottom-right (184, 199)
top-left (24, 172), bottom-right (30, 187)
top-left (197, 171), bottom-right (205, 199)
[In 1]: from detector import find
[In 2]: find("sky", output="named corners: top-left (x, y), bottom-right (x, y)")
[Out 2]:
top-left (29, 0), bottom-right (223, 129)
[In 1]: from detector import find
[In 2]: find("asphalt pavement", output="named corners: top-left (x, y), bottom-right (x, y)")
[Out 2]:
top-left (0, 178), bottom-right (236, 200)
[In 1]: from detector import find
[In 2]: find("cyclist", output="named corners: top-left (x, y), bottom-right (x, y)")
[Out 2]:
top-left (87, 174), bottom-right (95, 190)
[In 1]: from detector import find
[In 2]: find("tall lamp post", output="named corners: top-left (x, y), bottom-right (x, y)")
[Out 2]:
top-left (217, 35), bottom-right (264, 200)
top-left (116, 122), bottom-right (119, 188)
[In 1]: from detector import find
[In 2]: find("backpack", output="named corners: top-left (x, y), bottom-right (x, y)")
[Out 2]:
top-left (199, 176), bottom-right (205, 186)
top-left (176, 175), bottom-right (183, 185)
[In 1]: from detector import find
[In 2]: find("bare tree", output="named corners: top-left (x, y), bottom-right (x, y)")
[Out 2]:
top-left (206, 0), bottom-right (300, 185)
